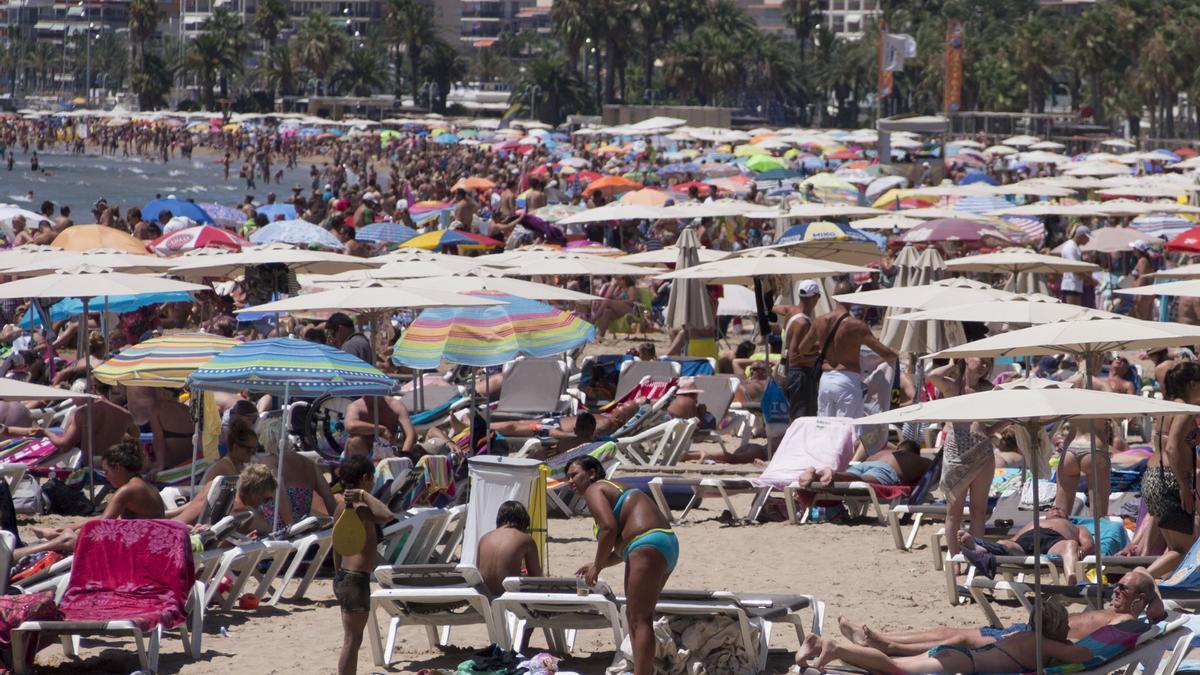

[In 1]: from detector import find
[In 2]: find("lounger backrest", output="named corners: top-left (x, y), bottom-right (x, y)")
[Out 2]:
top-left (663, 357), bottom-right (716, 377)
top-left (200, 475), bottom-right (236, 526)
top-left (60, 520), bottom-right (194, 629)
top-left (615, 361), bottom-right (680, 401)
top-left (496, 359), bottom-right (567, 414)
top-left (693, 375), bottom-right (737, 421)
top-left (375, 562), bottom-right (486, 591)
top-left (501, 576), bottom-right (617, 599)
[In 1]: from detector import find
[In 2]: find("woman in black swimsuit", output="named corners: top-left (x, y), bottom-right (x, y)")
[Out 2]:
top-left (1142, 361), bottom-right (1200, 578)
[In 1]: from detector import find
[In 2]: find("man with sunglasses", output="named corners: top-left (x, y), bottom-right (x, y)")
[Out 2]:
top-left (836, 569), bottom-right (1164, 657)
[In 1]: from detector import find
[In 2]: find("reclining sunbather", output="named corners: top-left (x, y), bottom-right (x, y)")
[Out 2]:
top-left (835, 569), bottom-right (1164, 656)
top-left (22, 440), bottom-right (164, 558)
top-left (798, 601), bottom-right (1088, 673)
top-left (795, 440), bottom-right (930, 489)
top-left (490, 400), bottom-right (645, 440)
top-left (957, 505), bottom-right (1094, 584)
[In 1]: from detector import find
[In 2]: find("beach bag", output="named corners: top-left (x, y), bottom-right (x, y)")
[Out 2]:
top-left (41, 478), bottom-right (93, 516)
top-left (10, 474), bottom-right (43, 516)
top-left (761, 379), bottom-right (790, 439)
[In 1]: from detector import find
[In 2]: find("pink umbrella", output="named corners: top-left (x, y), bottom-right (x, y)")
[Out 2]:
top-left (149, 225), bottom-right (249, 256)
top-left (903, 218), bottom-right (1013, 246)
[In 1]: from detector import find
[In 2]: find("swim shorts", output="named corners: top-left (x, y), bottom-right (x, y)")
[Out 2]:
top-left (333, 569), bottom-right (371, 613)
top-left (846, 460), bottom-right (902, 486)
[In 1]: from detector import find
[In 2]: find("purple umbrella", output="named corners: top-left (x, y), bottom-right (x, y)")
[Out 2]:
top-left (903, 218), bottom-right (1013, 247)
top-left (518, 212), bottom-right (566, 246)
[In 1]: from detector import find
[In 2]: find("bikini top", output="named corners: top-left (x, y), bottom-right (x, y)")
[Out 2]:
top-left (600, 479), bottom-right (636, 521)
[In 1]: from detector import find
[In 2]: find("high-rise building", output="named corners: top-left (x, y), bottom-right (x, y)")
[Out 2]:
top-left (823, 0), bottom-right (880, 37)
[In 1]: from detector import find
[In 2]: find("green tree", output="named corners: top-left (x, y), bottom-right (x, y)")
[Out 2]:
top-left (781, 0), bottom-right (821, 59)
top-left (421, 38), bottom-right (466, 112)
top-left (253, 0), bottom-right (289, 48)
top-left (127, 0), bottom-right (160, 107)
top-left (198, 7), bottom-right (247, 105)
top-left (511, 53), bottom-right (586, 124)
top-left (256, 44), bottom-right (296, 101)
top-left (131, 52), bottom-right (173, 109)
top-left (336, 49), bottom-right (385, 96)
top-left (472, 46), bottom-right (510, 82)
top-left (185, 32), bottom-right (223, 109)
top-left (386, 0), bottom-right (436, 104)
top-left (293, 10), bottom-right (347, 92)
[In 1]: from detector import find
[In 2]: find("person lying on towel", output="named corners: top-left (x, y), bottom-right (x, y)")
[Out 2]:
top-left (957, 505), bottom-right (1094, 585)
top-left (794, 441), bottom-right (931, 489)
top-left (799, 600), bottom-right (1103, 674)
top-left (835, 569), bottom-right (1164, 657)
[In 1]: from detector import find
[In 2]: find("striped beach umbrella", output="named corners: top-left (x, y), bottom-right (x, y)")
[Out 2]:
top-left (777, 221), bottom-right (873, 245)
top-left (188, 338), bottom-right (395, 396)
top-left (356, 221), bottom-right (418, 244)
top-left (1131, 213), bottom-right (1194, 240)
top-left (399, 230), bottom-right (503, 252)
top-left (392, 291), bottom-right (595, 369)
top-left (95, 333), bottom-right (240, 388)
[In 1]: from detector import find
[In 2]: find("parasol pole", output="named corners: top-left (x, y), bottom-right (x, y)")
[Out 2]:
top-left (81, 297), bottom-right (95, 502)
top-left (484, 366), bottom-right (492, 453)
top-left (1082, 353), bottom-right (1105, 608)
top-left (273, 380), bottom-right (290, 531)
top-left (1027, 420), bottom-right (1045, 675)
top-left (189, 394), bottom-right (201, 493)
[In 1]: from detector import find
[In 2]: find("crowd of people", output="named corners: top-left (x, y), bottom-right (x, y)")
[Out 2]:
top-left (0, 111), bottom-right (1196, 673)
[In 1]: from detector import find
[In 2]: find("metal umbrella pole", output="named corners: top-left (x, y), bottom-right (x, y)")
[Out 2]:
top-left (1081, 356), bottom-right (1106, 607)
top-left (80, 297), bottom-right (95, 501)
top-left (273, 381), bottom-right (290, 532)
top-left (1025, 420), bottom-right (1045, 675)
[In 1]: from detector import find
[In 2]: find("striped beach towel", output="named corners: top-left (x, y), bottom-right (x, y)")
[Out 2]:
top-left (1035, 619), bottom-right (1157, 674)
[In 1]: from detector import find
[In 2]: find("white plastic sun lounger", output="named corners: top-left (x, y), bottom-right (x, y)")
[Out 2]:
top-left (491, 577), bottom-right (627, 654)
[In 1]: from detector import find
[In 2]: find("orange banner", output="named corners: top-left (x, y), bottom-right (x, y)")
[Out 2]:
top-left (944, 20), bottom-right (964, 113)
top-left (878, 22), bottom-right (893, 99)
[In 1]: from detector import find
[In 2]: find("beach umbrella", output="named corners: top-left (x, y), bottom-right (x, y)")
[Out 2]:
top-left (776, 221), bottom-right (872, 245)
top-left (893, 297), bottom-right (1118, 325)
top-left (0, 379), bottom-right (94, 401)
top-left (451, 176), bottom-right (495, 192)
top-left (499, 253), bottom-right (654, 278)
top-left (197, 203), bottom-right (248, 228)
top-left (1, 248), bottom-right (178, 276)
top-left (169, 243), bottom-right (378, 279)
top-left (1060, 227), bottom-right (1146, 254)
top-left (233, 283), bottom-right (505, 315)
top-left (399, 229), bottom-right (503, 252)
top-left (902, 219), bottom-right (1013, 246)
top-left (837, 276), bottom-right (1015, 311)
top-left (396, 274), bottom-right (600, 302)
top-left (250, 219), bottom-right (344, 251)
top-left (945, 249), bottom-right (1100, 275)
top-left (857, 378), bottom-right (1200, 673)
top-left (582, 176), bottom-right (642, 198)
top-left (531, 204), bottom-right (586, 223)
top-left (0, 204), bottom-right (37, 238)
top-left (618, 189), bottom-right (671, 207)
top-left (882, 247), bottom-right (969, 355)
top-left (391, 291), bottom-right (595, 369)
top-left (189, 338), bottom-right (396, 528)
top-left (95, 333), bottom-right (239, 388)
top-left (142, 198), bottom-right (216, 226)
top-left (53, 225), bottom-right (148, 255)
top-left (19, 291), bottom-right (194, 328)
top-left (1165, 227), bottom-right (1200, 254)
top-left (747, 204), bottom-right (885, 221)
top-left (851, 214), bottom-right (922, 231)
top-left (745, 155), bottom-right (788, 173)
top-left (617, 246), bottom-right (730, 266)
top-left (665, 227), bottom-right (715, 352)
top-left (149, 226), bottom-right (250, 255)
top-left (1131, 213), bottom-right (1194, 240)
top-left (257, 203), bottom-right (298, 221)
top-left (1119, 278), bottom-right (1200, 298)
top-left (356, 222), bottom-right (418, 244)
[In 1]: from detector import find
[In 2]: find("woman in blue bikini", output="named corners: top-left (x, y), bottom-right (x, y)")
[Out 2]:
top-left (566, 456), bottom-right (677, 675)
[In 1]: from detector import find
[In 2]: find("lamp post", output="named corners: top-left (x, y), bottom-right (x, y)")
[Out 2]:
top-left (423, 81), bottom-right (439, 112)
top-left (84, 22), bottom-right (95, 105)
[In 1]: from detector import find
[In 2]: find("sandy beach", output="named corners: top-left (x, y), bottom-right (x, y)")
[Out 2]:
top-left (22, 477), bottom-right (1027, 675)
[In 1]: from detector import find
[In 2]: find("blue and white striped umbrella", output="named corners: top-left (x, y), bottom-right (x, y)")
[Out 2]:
top-left (250, 219), bottom-right (344, 250)
top-left (357, 222), bottom-right (418, 244)
top-left (1131, 213), bottom-right (1194, 240)
top-left (188, 338), bottom-right (394, 396)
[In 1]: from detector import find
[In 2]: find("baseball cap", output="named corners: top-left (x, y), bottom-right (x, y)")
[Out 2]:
top-left (797, 280), bottom-right (822, 298)
top-left (1131, 239), bottom-right (1153, 254)
top-left (1073, 225), bottom-right (1092, 239)
top-left (325, 312), bottom-right (354, 331)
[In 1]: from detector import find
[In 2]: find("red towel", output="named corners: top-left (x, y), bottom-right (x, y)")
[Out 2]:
top-left (58, 520), bottom-right (194, 631)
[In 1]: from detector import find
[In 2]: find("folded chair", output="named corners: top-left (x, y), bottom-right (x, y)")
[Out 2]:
top-left (492, 577), bottom-right (627, 654)
top-left (367, 563), bottom-right (501, 665)
top-left (650, 417), bottom-right (855, 523)
top-left (615, 418), bottom-right (697, 467)
top-left (12, 520), bottom-right (204, 675)
top-left (490, 358), bottom-right (572, 421)
top-left (690, 375), bottom-right (753, 451)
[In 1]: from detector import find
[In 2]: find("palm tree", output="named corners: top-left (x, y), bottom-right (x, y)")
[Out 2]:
top-left (28, 41), bottom-right (58, 93)
top-left (185, 32), bottom-right (223, 109)
top-left (132, 51), bottom-right (173, 109)
top-left (472, 46), bottom-right (508, 82)
top-left (512, 53), bottom-right (586, 124)
top-left (550, 0), bottom-right (588, 70)
top-left (256, 44), bottom-right (296, 100)
top-left (421, 38), bottom-right (465, 112)
top-left (199, 7), bottom-right (247, 105)
top-left (336, 49), bottom-right (385, 96)
top-left (782, 0), bottom-right (821, 59)
top-left (253, 0), bottom-right (288, 48)
top-left (1012, 13), bottom-right (1061, 115)
top-left (128, 0), bottom-right (161, 108)
top-left (387, 0), bottom-right (436, 104)
top-left (293, 10), bottom-right (347, 93)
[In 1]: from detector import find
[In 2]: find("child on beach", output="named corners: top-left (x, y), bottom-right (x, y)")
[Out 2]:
top-left (332, 456), bottom-right (393, 675)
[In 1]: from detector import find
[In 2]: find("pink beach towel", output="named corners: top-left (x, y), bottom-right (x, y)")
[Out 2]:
top-left (751, 417), bottom-right (855, 489)
top-left (58, 520), bottom-right (194, 631)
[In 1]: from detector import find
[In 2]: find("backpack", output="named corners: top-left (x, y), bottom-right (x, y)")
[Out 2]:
top-left (40, 478), bottom-right (94, 517)
top-left (10, 475), bottom-right (43, 518)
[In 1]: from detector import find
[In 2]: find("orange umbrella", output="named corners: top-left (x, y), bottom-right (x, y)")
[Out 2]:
top-left (451, 176), bottom-right (496, 192)
top-left (53, 225), bottom-right (149, 255)
top-left (583, 176), bottom-right (642, 197)
top-left (619, 188), bottom-right (670, 207)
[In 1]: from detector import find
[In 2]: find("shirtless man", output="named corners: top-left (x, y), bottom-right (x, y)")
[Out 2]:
top-left (46, 381), bottom-right (140, 460)
top-left (835, 568), bottom-right (1163, 656)
top-left (796, 283), bottom-right (898, 423)
top-left (798, 440), bottom-right (930, 489)
top-left (1104, 355), bottom-right (1138, 395)
top-left (776, 280), bottom-right (822, 418)
top-left (344, 395), bottom-right (416, 459)
top-left (452, 188), bottom-right (476, 228)
top-left (476, 501), bottom-right (543, 595)
top-left (26, 440), bottom-right (164, 553)
top-left (958, 505), bottom-right (1094, 585)
top-left (491, 399), bottom-right (646, 439)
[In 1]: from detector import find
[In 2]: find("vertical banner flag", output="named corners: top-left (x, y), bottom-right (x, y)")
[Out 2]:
top-left (878, 22), bottom-right (892, 99)
top-left (945, 20), bottom-right (965, 113)
top-left (879, 25), bottom-right (917, 98)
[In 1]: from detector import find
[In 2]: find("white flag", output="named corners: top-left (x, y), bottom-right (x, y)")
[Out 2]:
top-left (882, 33), bottom-right (917, 72)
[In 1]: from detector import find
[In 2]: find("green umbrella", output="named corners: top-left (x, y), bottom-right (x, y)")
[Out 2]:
top-left (746, 154), bottom-right (788, 172)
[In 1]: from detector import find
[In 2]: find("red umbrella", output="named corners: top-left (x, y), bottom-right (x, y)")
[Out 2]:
top-left (1166, 227), bottom-right (1200, 253)
top-left (903, 218), bottom-right (1013, 246)
top-left (149, 225), bottom-right (249, 255)
top-left (1176, 148), bottom-right (1198, 158)
top-left (826, 149), bottom-right (861, 161)
top-left (670, 181), bottom-right (715, 195)
top-left (569, 171), bottom-right (602, 184)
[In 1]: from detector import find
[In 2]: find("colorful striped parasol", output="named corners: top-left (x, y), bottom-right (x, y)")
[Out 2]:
top-left (392, 291), bottom-right (595, 368)
top-left (399, 230), bottom-right (503, 252)
top-left (95, 333), bottom-right (239, 388)
top-left (188, 338), bottom-right (395, 396)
